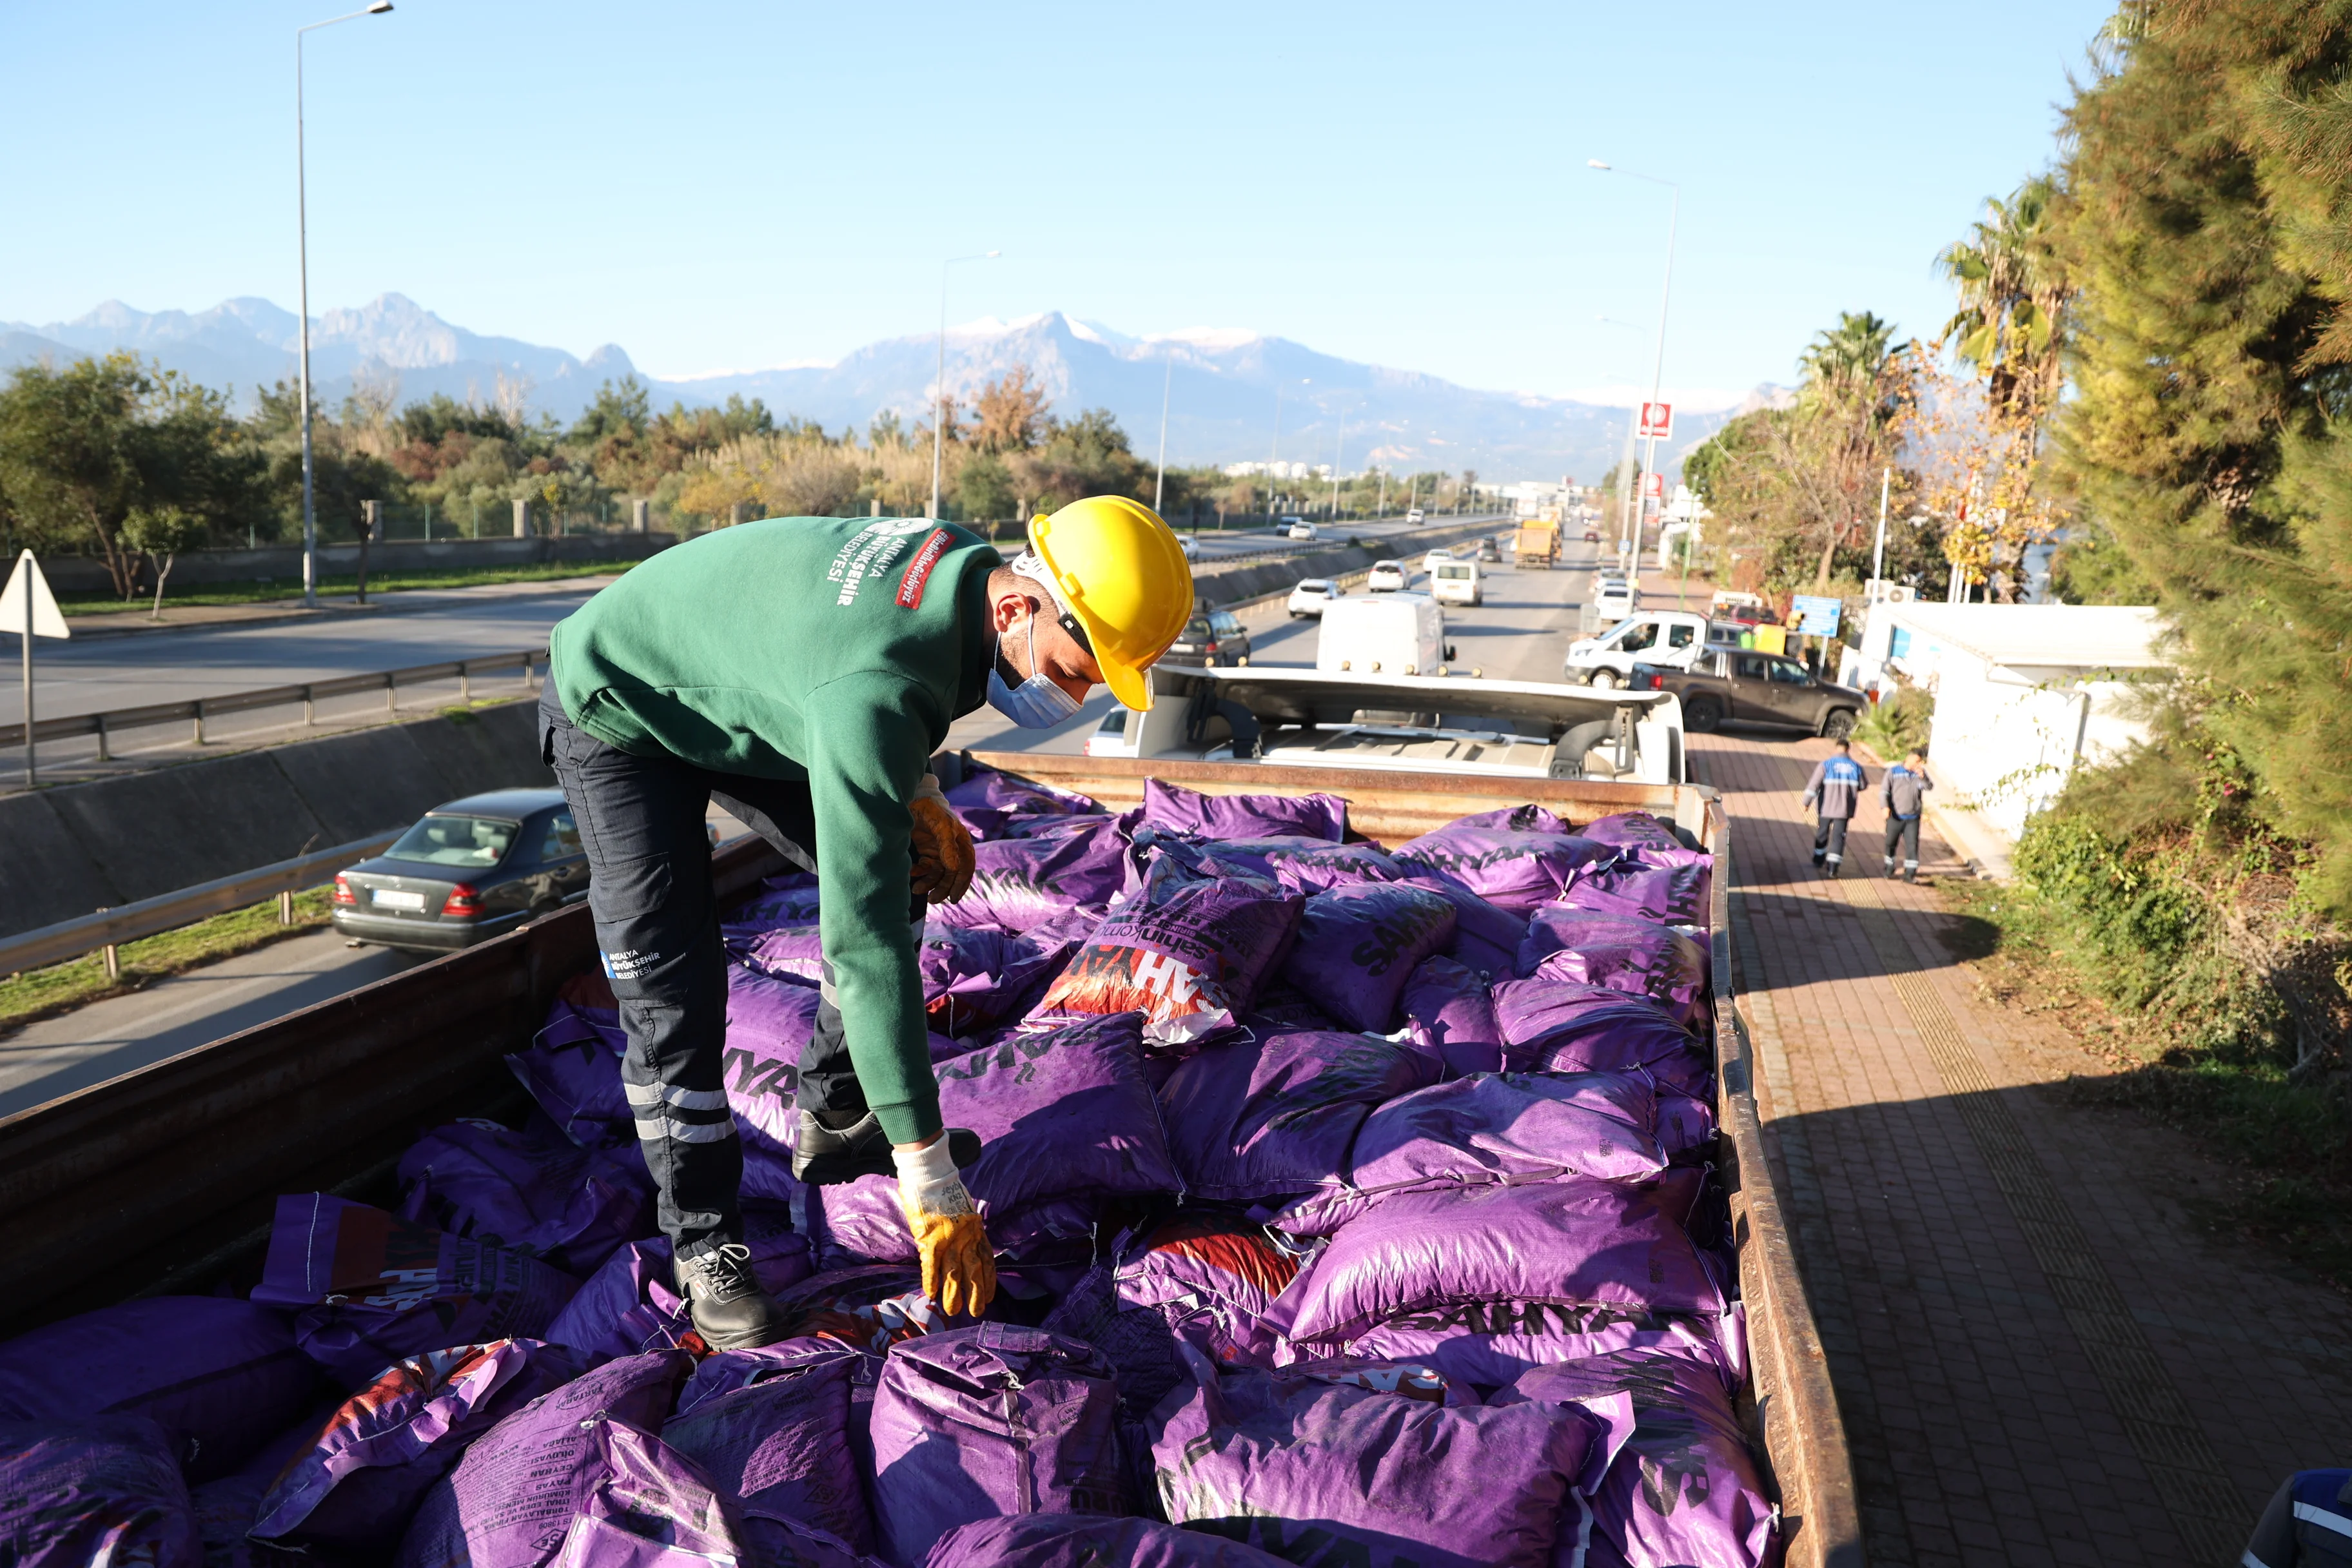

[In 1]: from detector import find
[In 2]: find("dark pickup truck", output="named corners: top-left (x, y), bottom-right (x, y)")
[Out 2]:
top-left (1629, 648), bottom-right (1867, 739)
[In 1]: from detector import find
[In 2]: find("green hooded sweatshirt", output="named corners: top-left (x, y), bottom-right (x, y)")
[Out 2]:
top-left (549, 515), bottom-right (998, 1144)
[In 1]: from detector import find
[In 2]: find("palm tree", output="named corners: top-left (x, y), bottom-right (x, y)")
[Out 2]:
top-left (1799, 311), bottom-right (1906, 400)
top-left (1937, 175), bottom-right (2070, 420)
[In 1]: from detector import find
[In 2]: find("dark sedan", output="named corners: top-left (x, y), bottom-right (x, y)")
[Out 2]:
top-left (332, 789), bottom-right (589, 952)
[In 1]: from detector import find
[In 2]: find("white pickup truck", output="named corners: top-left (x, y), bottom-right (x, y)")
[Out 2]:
top-left (1562, 609), bottom-right (1713, 689)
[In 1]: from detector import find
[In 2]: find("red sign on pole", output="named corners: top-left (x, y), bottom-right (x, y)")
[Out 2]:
top-left (1638, 402), bottom-right (1673, 440)
top-left (1642, 471), bottom-right (1664, 499)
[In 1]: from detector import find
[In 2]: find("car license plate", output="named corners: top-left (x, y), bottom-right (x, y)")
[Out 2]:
top-left (372, 888), bottom-right (427, 910)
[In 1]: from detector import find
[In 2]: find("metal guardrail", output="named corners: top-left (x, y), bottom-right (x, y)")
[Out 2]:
top-left (0, 830), bottom-right (402, 977)
top-left (0, 649), bottom-right (546, 754)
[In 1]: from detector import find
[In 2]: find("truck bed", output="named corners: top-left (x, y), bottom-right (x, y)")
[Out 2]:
top-left (0, 756), bottom-right (1861, 1568)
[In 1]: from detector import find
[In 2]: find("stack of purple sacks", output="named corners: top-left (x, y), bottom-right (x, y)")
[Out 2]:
top-left (0, 767), bottom-right (1774, 1568)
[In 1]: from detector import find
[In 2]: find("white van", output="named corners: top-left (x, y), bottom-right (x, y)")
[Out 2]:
top-left (1429, 556), bottom-right (1483, 607)
top-left (1318, 593), bottom-right (1451, 677)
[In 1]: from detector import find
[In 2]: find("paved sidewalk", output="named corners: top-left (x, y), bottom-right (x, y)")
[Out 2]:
top-left (1698, 728), bottom-right (2352, 1568)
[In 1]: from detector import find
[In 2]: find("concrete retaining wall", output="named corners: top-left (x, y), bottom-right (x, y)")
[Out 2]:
top-left (45, 533), bottom-right (674, 595)
top-left (0, 700), bottom-right (550, 943)
top-left (1188, 518), bottom-right (1508, 607)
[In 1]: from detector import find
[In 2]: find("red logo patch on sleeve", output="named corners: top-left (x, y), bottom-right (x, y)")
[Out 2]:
top-left (895, 529), bottom-right (952, 609)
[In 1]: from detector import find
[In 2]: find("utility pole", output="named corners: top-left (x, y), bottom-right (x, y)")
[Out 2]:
top-left (1153, 349), bottom-right (1173, 513)
top-left (1870, 465), bottom-right (1891, 594)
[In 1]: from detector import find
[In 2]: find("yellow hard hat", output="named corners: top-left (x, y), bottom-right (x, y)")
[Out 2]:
top-left (1025, 496), bottom-right (1193, 711)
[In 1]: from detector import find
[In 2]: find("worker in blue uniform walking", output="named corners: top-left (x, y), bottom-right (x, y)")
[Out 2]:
top-left (1800, 739), bottom-right (1866, 877)
top-left (2243, 1469), bottom-right (2352, 1567)
top-left (1881, 749), bottom-right (1934, 881)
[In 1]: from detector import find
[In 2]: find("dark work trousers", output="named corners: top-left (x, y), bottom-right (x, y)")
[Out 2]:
top-left (538, 688), bottom-right (921, 1258)
top-left (1812, 816), bottom-right (1850, 867)
top-left (1884, 814), bottom-right (1922, 872)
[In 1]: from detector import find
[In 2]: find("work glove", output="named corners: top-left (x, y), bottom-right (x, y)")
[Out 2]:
top-left (908, 780), bottom-right (976, 903)
top-left (895, 1135), bottom-right (995, 1317)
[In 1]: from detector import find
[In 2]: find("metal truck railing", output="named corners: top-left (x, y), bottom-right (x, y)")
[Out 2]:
top-left (0, 756), bottom-right (1859, 1568)
top-left (0, 648), bottom-right (546, 754)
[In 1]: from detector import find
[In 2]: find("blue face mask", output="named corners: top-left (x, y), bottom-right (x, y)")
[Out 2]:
top-left (986, 613), bottom-right (1082, 729)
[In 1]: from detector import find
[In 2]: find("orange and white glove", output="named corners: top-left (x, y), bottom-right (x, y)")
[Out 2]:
top-left (908, 779), bottom-right (976, 904)
top-left (895, 1135), bottom-right (995, 1317)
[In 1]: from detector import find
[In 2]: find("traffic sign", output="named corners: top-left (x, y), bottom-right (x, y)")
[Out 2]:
top-left (0, 552), bottom-right (69, 640)
top-left (1638, 402), bottom-right (1673, 440)
top-left (1790, 594), bottom-right (1843, 637)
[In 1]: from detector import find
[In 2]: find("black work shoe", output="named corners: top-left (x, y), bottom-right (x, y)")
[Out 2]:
top-left (790, 1110), bottom-right (980, 1186)
top-left (674, 1242), bottom-right (792, 1350)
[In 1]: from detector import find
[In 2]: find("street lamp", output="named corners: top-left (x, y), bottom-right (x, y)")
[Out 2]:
top-left (1266, 378), bottom-right (1307, 527)
top-left (1588, 160), bottom-right (1679, 578)
top-left (1153, 348), bottom-right (1173, 513)
top-left (930, 250), bottom-right (1001, 521)
top-left (296, 0), bottom-right (394, 610)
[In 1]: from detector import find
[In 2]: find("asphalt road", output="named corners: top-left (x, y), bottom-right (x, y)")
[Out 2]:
top-left (1, 514), bottom-right (1503, 729)
top-left (0, 518), bottom-right (1536, 1112)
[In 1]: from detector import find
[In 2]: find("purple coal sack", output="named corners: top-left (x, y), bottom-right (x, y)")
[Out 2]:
top-left (251, 1337), bottom-right (584, 1551)
top-left (1158, 1029), bottom-right (1436, 1202)
top-left (0, 1297), bottom-right (317, 1482)
top-left (1220, 839), bottom-right (1408, 896)
top-left (397, 1119), bottom-right (653, 1277)
top-left (931, 827), bottom-right (1131, 934)
top-left (729, 872), bottom-right (825, 932)
top-left (1032, 861), bottom-right (1304, 1046)
top-left (1038, 1216), bottom-right (1306, 1416)
top-left (1400, 956), bottom-right (1504, 1076)
top-left (1143, 778), bottom-right (1346, 842)
top-left (192, 1403), bottom-right (340, 1568)
top-left (545, 1222), bottom-right (810, 1365)
top-left (734, 921), bottom-right (827, 983)
top-left (391, 1350), bottom-right (695, 1568)
top-left (662, 1345), bottom-right (874, 1554)
top-left (1393, 818), bottom-right (1617, 913)
top-left (946, 765), bottom-right (1101, 841)
top-left (0, 1417), bottom-right (200, 1568)
top-left (1491, 1350), bottom-right (1777, 1568)
top-left (1493, 978), bottom-right (1713, 1092)
top-left (1150, 1349), bottom-right (1607, 1568)
top-left (1515, 908), bottom-right (1712, 1032)
top-left (1559, 859), bottom-right (1711, 930)
top-left (507, 995), bottom-right (633, 1150)
top-left (1339, 1303), bottom-right (1745, 1392)
top-left (867, 1325), bottom-right (1130, 1568)
top-left (1574, 811), bottom-right (1683, 850)
top-left (1395, 873), bottom-right (1530, 975)
top-left (1264, 1179), bottom-right (1727, 1348)
top-left (930, 1515), bottom-right (1298, 1568)
top-left (1267, 1072), bottom-right (1669, 1237)
top-left (253, 1195), bottom-right (580, 1390)
top-left (1277, 883), bottom-right (1457, 1033)
top-left (921, 918), bottom-right (1089, 1036)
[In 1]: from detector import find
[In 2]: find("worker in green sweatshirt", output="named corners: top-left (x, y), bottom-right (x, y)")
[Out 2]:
top-left (542, 497), bottom-right (1192, 1348)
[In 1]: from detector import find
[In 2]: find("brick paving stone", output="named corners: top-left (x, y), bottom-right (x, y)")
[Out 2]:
top-left (1696, 728), bottom-right (2352, 1567)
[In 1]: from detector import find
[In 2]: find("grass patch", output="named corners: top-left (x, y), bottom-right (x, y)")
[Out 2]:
top-left (1943, 875), bottom-right (2352, 1289)
top-left (57, 558), bottom-right (640, 616)
top-left (0, 888), bottom-right (336, 1034)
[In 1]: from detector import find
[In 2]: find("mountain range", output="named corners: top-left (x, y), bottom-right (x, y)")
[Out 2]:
top-left (0, 294), bottom-right (1779, 482)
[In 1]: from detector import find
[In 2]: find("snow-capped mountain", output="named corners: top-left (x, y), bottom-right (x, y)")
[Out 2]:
top-left (0, 295), bottom-right (1765, 479)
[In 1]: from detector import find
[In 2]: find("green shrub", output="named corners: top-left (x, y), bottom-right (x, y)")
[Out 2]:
top-left (1854, 684), bottom-right (1934, 760)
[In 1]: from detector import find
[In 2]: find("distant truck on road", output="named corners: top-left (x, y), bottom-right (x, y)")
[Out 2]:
top-left (1514, 518), bottom-right (1560, 568)
top-left (1628, 647), bottom-right (1867, 739)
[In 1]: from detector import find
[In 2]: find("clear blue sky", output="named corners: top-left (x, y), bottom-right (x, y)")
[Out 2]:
top-left (1, 1), bottom-right (2113, 407)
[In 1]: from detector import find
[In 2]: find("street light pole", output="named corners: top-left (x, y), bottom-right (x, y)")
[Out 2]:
top-left (1589, 161), bottom-right (1679, 576)
top-left (1328, 413), bottom-right (1345, 520)
top-left (930, 250), bottom-right (1000, 521)
top-left (1153, 348), bottom-right (1173, 513)
top-left (295, 1), bottom-right (393, 611)
top-left (1870, 466), bottom-right (1891, 593)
